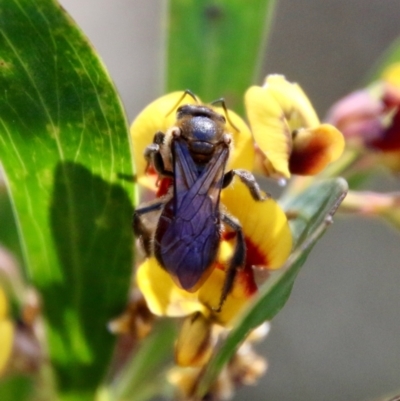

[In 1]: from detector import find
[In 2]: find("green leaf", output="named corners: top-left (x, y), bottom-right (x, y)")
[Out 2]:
top-left (0, 375), bottom-right (33, 401)
top-left (166, 0), bottom-right (276, 112)
top-left (109, 319), bottom-right (177, 401)
top-left (280, 178), bottom-right (348, 247)
top-left (365, 36), bottom-right (400, 83)
top-left (195, 178), bottom-right (348, 397)
top-left (0, 178), bottom-right (23, 263)
top-left (0, 0), bottom-right (134, 398)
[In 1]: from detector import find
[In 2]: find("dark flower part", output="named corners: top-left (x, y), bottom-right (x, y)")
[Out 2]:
top-left (326, 84), bottom-right (400, 152)
top-left (368, 87), bottom-right (400, 151)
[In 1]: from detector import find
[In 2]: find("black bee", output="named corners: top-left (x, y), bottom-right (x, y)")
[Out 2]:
top-left (133, 92), bottom-right (266, 310)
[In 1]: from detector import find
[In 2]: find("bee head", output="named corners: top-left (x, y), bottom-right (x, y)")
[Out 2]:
top-left (175, 105), bottom-right (227, 162)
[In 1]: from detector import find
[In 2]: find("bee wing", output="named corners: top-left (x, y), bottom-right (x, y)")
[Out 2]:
top-left (172, 138), bottom-right (229, 215)
top-left (176, 145), bottom-right (229, 218)
top-left (156, 142), bottom-right (230, 290)
top-left (172, 137), bottom-right (198, 192)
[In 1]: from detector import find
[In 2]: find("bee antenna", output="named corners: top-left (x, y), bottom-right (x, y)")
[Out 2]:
top-left (165, 89), bottom-right (199, 117)
top-left (210, 98), bottom-right (240, 132)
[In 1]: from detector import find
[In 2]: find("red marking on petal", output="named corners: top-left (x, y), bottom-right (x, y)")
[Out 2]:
top-left (289, 136), bottom-right (329, 175)
top-left (221, 232), bottom-right (266, 295)
top-left (223, 231), bottom-right (236, 241)
top-left (245, 237), bottom-right (269, 267)
top-left (214, 262), bottom-right (225, 271)
top-left (238, 265), bottom-right (258, 296)
top-left (156, 177), bottom-right (173, 197)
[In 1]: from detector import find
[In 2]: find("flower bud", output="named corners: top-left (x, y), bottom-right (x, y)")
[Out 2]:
top-left (175, 312), bottom-right (213, 367)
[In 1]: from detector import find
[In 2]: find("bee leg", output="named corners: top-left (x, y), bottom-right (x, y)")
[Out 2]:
top-left (133, 200), bottom-right (165, 255)
top-left (223, 169), bottom-right (269, 201)
top-left (215, 213), bottom-right (246, 312)
top-left (144, 132), bottom-right (173, 178)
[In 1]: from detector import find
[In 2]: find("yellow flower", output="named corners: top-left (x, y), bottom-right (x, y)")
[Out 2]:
top-left (0, 285), bottom-right (14, 375)
top-left (245, 74), bottom-right (344, 180)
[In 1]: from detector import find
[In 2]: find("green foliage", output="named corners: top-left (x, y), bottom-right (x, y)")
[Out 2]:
top-left (0, 375), bottom-right (33, 401)
top-left (110, 320), bottom-right (177, 401)
top-left (167, 0), bottom-right (276, 113)
top-left (0, 0), bottom-right (134, 398)
top-left (0, 182), bottom-right (23, 262)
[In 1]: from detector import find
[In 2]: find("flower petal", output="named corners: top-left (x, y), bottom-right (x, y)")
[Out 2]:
top-left (211, 106), bottom-right (255, 171)
top-left (198, 266), bottom-right (254, 326)
top-left (0, 320), bottom-right (13, 375)
top-left (221, 181), bottom-right (292, 270)
top-left (325, 88), bottom-right (385, 145)
top-left (262, 75), bottom-right (320, 128)
top-left (289, 124), bottom-right (345, 175)
top-left (369, 94), bottom-right (400, 151)
top-left (175, 312), bottom-right (213, 367)
top-left (245, 85), bottom-right (292, 178)
top-left (136, 258), bottom-right (207, 317)
top-left (0, 285), bottom-right (8, 319)
top-left (245, 75), bottom-right (320, 179)
top-left (0, 287), bottom-right (13, 375)
top-left (382, 62), bottom-right (400, 88)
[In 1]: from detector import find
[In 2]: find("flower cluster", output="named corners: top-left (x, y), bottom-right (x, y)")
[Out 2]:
top-left (129, 75), bottom-right (344, 395)
top-left (325, 63), bottom-right (400, 224)
top-left (326, 63), bottom-right (400, 171)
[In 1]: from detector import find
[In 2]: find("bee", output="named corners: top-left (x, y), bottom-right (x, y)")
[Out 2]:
top-left (133, 92), bottom-right (267, 310)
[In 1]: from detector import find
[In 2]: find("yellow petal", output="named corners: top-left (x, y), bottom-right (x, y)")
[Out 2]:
top-left (175, 312), bottom-right (213, 367)
top-left (289, 124), bottom-right (345, 175)
top-left (130, 91), bottom-right (199, 179)
top-left (263, 75), bottom-right (319, 128)
top-left (0, 286), bottom-right (8, 319)
top-left (0, 320), bottom-right (13, 375)
top-left (198, 266), bottom-right (252, 326)
top-left (245, 75), bottom-right (320, 179)
top-left (382, 62), bottom-right (400, 89)
top-left (211, 106), bottom-right (255, 171)
top-left (221, 181), bottom-right (292, 269)
top-left (0, 286), bottom-right (13, 375)
top-left (167, 366), bottom-right (200, 399)
top-left (136, 258), bottom-right (207, 317)
top-left (245, 85), bottom-right (292, 178)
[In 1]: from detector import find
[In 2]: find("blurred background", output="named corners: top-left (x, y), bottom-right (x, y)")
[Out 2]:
top-left (58, 1), bottom-right (400, 400)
